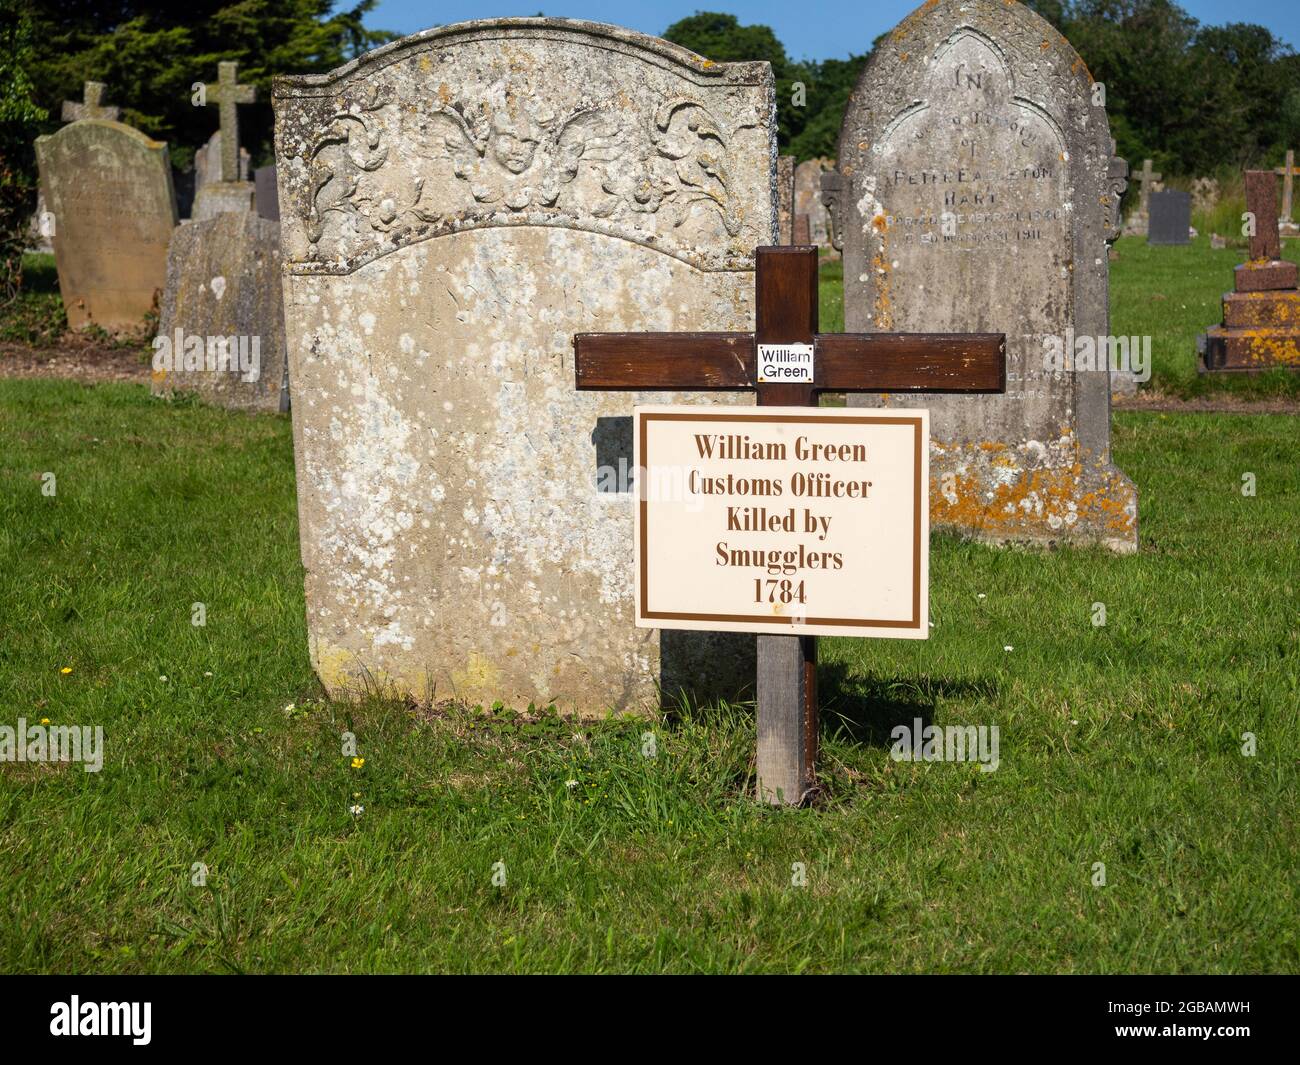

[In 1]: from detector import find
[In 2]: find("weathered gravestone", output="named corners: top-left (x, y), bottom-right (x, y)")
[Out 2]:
top-left (35, 119), bottom-right (177, 332)
top-left (192, 63), bottom-right (256, 221)
top-left (826, 0), bottom-right (1137, 551)
top-left (272, 19), bottom-right (775, 711)
top-left (254, 164), bottom-right (280, 221)
top-left (1148, 189), bottom-right (1191, 245)
top-left (151, 211), bottom-right (288, 411)
top-left (1200, 170), bottom-right (1300, 374)
top-left (194, 130), bottom-right (251, 192)
top-left (777, 155), bottom-right (795, 243)
top-left (795, 157), bottom-right (833, 247)
top-left (1190, 176), bottom-right (1219, 216)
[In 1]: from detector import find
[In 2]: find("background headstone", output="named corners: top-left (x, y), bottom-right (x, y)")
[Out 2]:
top-left (194, 130), bottom-right (250, 193)
top-left (1277, 150), bottom-right (1298, 240)
top-left (254, 164), bottom-right (280, 221)
top-left (192, 63), bottom-right (256, 221)
top-left (795, 157), bottom-right (834, 249)
top-left (1190, 176), bottom-right (1219, 215)
top-left (1123, 158), bottom-right (1161, 237)
top-left (1200, 170), bottom-right (1300, 372)
top-left (152, 211), bottom-right (288, 411)
top-left (1148, 189), bottom-right (1191, 245)
top-left (35, 120), bottom-right (177, 332)
top-left (777, 154), bottom-right (795, 243)
top-left (272, 18), bottom-right (774, 711)
top-left (828, 0), bottom-right (1137, 552)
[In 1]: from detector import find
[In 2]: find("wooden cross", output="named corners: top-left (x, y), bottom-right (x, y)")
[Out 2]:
top-left (1135, 158), bottom-right (1162, 214)
top-left (61, 81), bottom-right (120, 123)
top-left (206, 61), bottom-right (256, 183)
top-left (1274, 150), bottom-right (1298, 228)
top-left (574, 246), bottom-right (1005, 805)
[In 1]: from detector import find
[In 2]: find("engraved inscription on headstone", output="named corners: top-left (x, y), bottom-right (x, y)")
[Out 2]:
top-left (35, 120), bottom-right (178, 332)
top-left (829, 0), bottom-right (1136, 551)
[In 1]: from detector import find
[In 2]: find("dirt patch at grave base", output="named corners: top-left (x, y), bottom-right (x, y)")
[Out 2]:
top-left (0, 338), bottom-right (151, 385)
top-left (1114, 390), bottom-right (1300, 415)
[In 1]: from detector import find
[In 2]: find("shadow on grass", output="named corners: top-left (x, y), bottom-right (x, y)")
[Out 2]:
top-left (818, 662), bottom-right (1000, 748)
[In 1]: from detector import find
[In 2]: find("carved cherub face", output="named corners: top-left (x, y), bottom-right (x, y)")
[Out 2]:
top-left (489, 114), bottom-right (539, 174)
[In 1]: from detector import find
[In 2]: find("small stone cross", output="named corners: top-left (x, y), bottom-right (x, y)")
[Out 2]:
top-left (206, 62), bottom-right (257, 183)
top-left (62, 81), bottom-right (120, 123)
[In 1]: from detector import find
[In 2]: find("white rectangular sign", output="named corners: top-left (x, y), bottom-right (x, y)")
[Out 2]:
top-left (634, 405), bottom-right (929, 638)
top-left (756, 343), bottom-right (814, 383)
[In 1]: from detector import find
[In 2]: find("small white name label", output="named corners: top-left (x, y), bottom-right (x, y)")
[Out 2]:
top-left (757, 343), bottom-right (814, 383)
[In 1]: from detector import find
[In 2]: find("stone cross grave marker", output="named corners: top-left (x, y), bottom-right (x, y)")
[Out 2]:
top-left (272, 19), bottom-right (778, 716)
top-left (1276, 151), bottom-right (1299, 238)
top-left (194, 63), bottom-right (256, 219)
top-left (575, 246), bottom-right (1004, 803)
top-left (208, 61), bottom-right (256, 183)
top-left (1135, 159), bottom-right (1161, 213)
top-left (825, 0), bottom-right (1138, 552)
top-left (62, 81), bottom-right (120, 123)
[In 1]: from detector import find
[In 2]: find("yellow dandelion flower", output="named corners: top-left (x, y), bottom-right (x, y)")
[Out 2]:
top-left (60, 667), bottom-right (72, 675)
top-left (40, 718), bottom-right (50, 726)
top-left (351, 756), bottom-right (365, 769)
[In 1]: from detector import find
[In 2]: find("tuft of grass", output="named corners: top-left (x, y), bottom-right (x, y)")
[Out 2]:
top-left (0, 380), bottom-right (1296, 973)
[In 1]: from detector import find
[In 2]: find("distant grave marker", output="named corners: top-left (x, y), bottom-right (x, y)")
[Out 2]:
top-left (35, 116), bottom-right (177, 332)
top-left (61, 81), bottom-right (120, 123)
top-left (193, 62), bottom-right (256, 220)
top-left (1200, 170), bottom-right (1300, 373)
top-left (1148, 189), bottom-right (1191, 245)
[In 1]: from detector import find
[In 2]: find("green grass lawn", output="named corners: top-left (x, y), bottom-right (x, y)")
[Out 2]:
top-left (1, 379), bottom-right (1296, 973)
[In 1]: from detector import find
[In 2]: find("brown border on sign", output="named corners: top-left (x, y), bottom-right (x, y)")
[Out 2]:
top-left (638, 410), bottom-right (924, 629)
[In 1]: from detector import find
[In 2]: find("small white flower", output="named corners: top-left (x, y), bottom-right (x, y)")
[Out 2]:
top-left (284, 703), bottom-right (295, 712)
top-left (1071, 719), bottom-right (1079, 725)
top-left (349, 804), bottom-right (364, 817)
top-left (1003, 645), bottom-right (1014, 652)
top-left (928, 622), bottom-right (935, 628)
top-left (159, 675), bottom-right (168, 682)
top-left (565, 779), bottom-right (579, 790)
top-left (203, 671), bottom-right (212, 677)
top-left (978, 593), bottom-right (987, 600)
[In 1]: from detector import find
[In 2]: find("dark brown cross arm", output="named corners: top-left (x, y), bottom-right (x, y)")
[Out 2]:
top-left (574, 253), bottom-right (1006, 397)
top-left (571, 246), bottom-right (1006, 806)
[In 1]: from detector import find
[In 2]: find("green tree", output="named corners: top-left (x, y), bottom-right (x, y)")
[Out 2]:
top-left (663, 12), bottom-right (808, 153)
top-left (27, 1), bottom-right (396, 171)
top-left (0, 0), bottom-right (48, 301)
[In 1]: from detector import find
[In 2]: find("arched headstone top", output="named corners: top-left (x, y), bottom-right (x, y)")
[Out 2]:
top-left (837, 0), bottom-right (1123, 242)
top-left (273, 18), bottom-right (775, 275)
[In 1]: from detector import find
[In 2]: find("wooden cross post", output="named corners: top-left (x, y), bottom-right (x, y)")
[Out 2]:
top-left (61, 81), bottom-right (120, 124)
top-left (207, 61), bottom-right (256, 183)
top-left (574, 246), bottom-right (1005, 805)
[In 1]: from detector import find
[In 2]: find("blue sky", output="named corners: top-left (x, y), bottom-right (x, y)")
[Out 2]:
top-left (366, 1), bottom-right (1298, 60)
